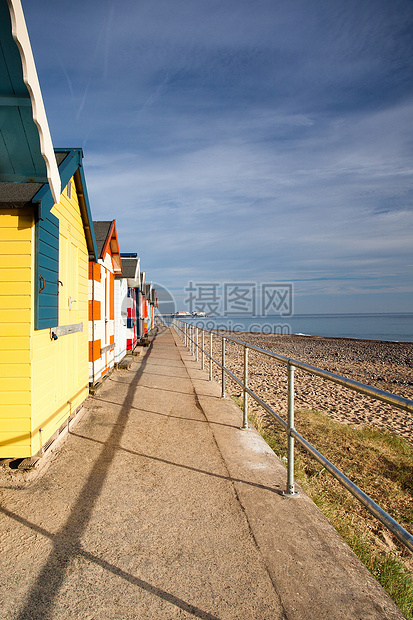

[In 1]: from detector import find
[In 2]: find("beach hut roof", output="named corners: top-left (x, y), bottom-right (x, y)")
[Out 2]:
top-left (118, 256), bottom-right (140, 287)
top-left (121, 259), bottom-right (139, 279)
top-left (0, 3), bottom-right (98, 260)
top-left (0, 0), bottom-right (60, 203)
top-left (144, 283), bottom-right (154, 301)
top-left (0, 151), bottom-right (65, 209)
top-left (0, 148), bottom-right (98, 261)
top-left (93, 220), bottom-right (122, 274)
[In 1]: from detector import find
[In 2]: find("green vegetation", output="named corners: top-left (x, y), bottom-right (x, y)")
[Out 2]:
top-left (231, 397), bottom-right (413, 618)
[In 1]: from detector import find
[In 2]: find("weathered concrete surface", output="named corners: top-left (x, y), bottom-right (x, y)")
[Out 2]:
top-left (182, 332), bottom-right (405, 620)
top-left (0, 326), bottom-right (405, 619)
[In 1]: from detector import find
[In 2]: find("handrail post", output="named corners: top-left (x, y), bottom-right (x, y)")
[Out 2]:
top-left (209, 332), bottom-right (213, 381)
top-left (241, 345), bottom-right (249, 429)
top-left (201, 331), bottom-right (205, 370)
top-left (195, 327), bottom-right (199, 362)
top-left (221, 337), bottom-right (226, 398)
top-left (283, 363), bottom-right (299, 497)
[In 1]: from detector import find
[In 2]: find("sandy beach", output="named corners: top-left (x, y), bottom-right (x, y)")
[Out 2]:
top-left (209, 333), bottom-right (413, 442)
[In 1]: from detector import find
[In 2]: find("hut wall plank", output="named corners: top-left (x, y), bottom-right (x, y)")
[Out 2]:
top-left (0, 208), bottom-right (33, 457)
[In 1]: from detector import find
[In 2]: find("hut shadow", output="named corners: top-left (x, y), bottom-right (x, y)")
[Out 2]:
top-left (12, 338), bottom-right (220, 620)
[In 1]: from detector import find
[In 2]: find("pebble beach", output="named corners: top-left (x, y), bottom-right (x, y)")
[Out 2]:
top-left (212, 333), bottom-right (413, 442)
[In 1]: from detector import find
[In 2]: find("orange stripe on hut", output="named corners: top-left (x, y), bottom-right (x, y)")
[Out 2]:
top-left (88, 262), bottom-right (101, 282)
top-left (88, 299), bottom-right (101, 321)
top-left (109, 272), bottom-right (115, 319)
top-left (89, 339), bottom-right (101, 363)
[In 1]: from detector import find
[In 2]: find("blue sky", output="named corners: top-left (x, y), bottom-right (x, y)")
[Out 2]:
top-left (23, 0), bottom-right (413, 313)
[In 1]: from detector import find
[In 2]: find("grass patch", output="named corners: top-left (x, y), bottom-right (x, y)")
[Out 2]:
top-left (238, 401), bottom-right (413, 618)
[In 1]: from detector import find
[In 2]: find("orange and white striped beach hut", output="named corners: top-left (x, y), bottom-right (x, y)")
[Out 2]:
top-left (88, 221), bottom-right (122, 385)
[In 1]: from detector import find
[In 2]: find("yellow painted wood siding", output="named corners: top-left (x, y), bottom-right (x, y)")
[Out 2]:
top-left (31, 178), bottom-right (89, 455)
top-left (0, 209), bottom-right (33, 457)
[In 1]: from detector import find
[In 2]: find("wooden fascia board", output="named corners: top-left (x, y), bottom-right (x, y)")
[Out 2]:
top-left (100, 220), bottom-right (114, 260)
top-left (109, 220), bottom-right (123, 274)
top-left (32, 148), bottom-right (98, 263)
top-left (99, 221), bottom-right (122, 274)
top-left (133, 257), bottom-right (140, 281)
top-left (55, 148), bottom-right (82, 188)
top-left (112, 256), bottom-right (123, 275)
top-left (99, 222), bottom-right (121, 274)
top-left (6, 0), bottom-right (61, 202)
top-left (73, 164), bottom-right (98, 262)
top-left (100, 220), bottom-right (118, 260)
top-left (32, 148), bottom-right (81, 219)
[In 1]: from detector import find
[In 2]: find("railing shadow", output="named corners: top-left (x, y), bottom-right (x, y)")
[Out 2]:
top-left (0, 506), bottom-right (219, 620)
top-left (91, 398), bottom-right (239, 430)
top-left (69, 429), bottom-right (282, 495)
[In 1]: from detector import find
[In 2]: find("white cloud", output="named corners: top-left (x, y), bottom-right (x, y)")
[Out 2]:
top-left (22, 0), bottom-right (413, 312)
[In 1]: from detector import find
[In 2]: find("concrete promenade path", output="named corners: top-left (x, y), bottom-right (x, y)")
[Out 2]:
top-left (0, 326), bottom-right (405, 619)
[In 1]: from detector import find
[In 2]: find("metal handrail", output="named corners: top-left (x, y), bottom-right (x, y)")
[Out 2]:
top-left (170, 318), bottom-right (413, 553)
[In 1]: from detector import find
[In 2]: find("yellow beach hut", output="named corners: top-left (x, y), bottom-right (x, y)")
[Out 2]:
top-left (0, 1), bottom-right (98, 459)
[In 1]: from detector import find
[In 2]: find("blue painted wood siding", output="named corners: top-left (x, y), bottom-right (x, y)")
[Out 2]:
top-left (35, 209), bottom-right (59, 329)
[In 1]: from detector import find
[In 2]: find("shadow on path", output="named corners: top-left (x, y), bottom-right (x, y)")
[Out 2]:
top-left (92, 397), bottom-right (238, 429)
top-left (12, 337), bottom-right (219, 620)
top-left (0, 507), bottom-right (219, 620)
top-left (68, 429), bottom-right (282, 495)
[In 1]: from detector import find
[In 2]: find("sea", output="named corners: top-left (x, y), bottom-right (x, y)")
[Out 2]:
top-left (176, 313), bottom-right (413, 343)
